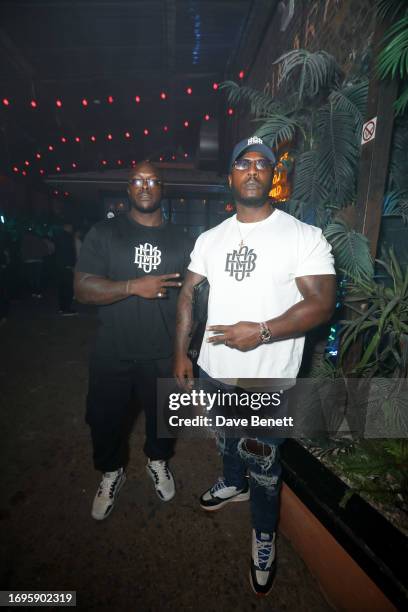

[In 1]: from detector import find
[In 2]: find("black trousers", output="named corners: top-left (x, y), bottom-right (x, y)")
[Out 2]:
top-left (57, 266), bottom-right (73, 311)
top-left (86, 355), bottom-right (175, 472)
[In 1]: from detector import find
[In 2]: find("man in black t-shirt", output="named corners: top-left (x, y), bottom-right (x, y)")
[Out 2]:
top-left (75, 161), bottom-right (192, 520)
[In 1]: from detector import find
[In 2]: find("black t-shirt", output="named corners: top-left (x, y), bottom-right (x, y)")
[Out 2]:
top-left (76, 214), bottom-right (193, 360)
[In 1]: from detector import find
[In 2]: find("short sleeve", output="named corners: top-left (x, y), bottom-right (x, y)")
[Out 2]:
top-left (295, 227), bottom-right (335, 278)
top-left (75, 226), bottom-right (109, 276)
top-left (188, 233), bottom-right (207, 277)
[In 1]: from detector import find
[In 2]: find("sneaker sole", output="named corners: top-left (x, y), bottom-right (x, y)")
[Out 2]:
top-left (249, 568), bottom-right (275, 597)
top-left (200, 490), bottom-right (250, 512)
top-left (91, 474), bottom-right (126, 521)
top-left (146, 466), bottom-right (176, 502)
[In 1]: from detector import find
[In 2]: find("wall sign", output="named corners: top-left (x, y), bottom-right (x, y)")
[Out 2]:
top-left (361, 117), bottom-right (377, 145)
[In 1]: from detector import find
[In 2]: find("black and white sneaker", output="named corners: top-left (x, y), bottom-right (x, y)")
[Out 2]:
top-left (91, 467), bottom-right (126, 520)
top-left (250, 530), bottom-right (277, 596)
top-left (200, 477), bottom-right (250, 511)
top-left (146, 460), bottom-right (175, 501)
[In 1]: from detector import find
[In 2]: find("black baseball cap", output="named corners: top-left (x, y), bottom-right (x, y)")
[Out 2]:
top-left (229, 136), bottom-right (276, 171)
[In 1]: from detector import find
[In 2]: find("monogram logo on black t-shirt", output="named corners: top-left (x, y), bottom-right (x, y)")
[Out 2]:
top-left (134, 242), bottom-right (162, 273)
top-left (225, 246), bottom-right (257, 281)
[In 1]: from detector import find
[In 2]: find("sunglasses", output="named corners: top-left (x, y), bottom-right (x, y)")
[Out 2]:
top-left (233, 158), bottom-right (272, 171)
top-left (128, 178), bottom-right (162, 188)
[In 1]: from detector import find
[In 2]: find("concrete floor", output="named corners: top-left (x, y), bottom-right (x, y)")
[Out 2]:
top-left (0, 295), bottom-right (333, 612)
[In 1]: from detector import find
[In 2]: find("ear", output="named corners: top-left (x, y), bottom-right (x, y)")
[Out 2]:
top-left (227, 174), bottom-right (232, 189)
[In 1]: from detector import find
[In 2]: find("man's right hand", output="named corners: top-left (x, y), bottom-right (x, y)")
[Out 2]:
top-left (129, 273), bottom-right (182, 299)
top-left (173, 353), bottom-right (194, 391)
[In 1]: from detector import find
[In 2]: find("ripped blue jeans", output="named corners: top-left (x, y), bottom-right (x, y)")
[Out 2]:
top-left (199, 369), bottom-right (285, 534)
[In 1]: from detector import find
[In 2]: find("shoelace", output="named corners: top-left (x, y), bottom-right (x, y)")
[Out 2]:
top-left (255, 537), bottom-right (274, 570)
top-left (149, 461), bottom-right (170, 484)
top-left (98, 472), bottom-right (121, 499)
top-left (210, 478), bottom-right (227, 495)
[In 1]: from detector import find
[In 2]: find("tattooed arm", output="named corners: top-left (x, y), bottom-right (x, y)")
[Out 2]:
top-left (74, 271), bottom-right (182, 305)
top-left (173, 270), bottom-right (206, 387)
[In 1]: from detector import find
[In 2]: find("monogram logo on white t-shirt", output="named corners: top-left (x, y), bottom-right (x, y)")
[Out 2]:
top-left (134, 242), bottom-right (162, 273)
top-left (225, 246), bottom-right (257, 281)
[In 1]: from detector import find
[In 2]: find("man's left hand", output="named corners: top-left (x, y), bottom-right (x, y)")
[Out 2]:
top-left (207, 321), bottom-right (261, 351)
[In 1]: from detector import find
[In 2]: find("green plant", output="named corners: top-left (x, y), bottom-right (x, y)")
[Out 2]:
top-left (376, 0), bottom-right (408, 115)
top-left (221, 49), bottom-right (372, 280)
top-left (340, 249), bottom-right (408, 376)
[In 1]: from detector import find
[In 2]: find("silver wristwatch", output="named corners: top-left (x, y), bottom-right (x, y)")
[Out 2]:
top-left (259, 321), bottom-right (272, 343)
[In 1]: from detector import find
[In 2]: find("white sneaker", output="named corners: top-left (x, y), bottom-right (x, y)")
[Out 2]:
top-left (250, 530), bottom-right (277, 596)
top-left (91, 468), bottom-right (126, 520)
top-left (200, 477), bottom-right (250, 511)
top-left (146, 460), bottom-right (175, 502)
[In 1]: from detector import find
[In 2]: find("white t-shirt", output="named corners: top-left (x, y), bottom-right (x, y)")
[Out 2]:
top-left (188, 209), bottom-right (335, 380)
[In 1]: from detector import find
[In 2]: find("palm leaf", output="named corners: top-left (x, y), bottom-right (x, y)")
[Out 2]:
top-left (317, 103), bottom-right (360, 206)
top-left (291, 150), bottom-right (330, 206)
top-left (219, 81), bottom-right (281, 118)
top-left (377, 15), bottom-right (408, 80)
top-left (329, 81), bottom-right (368, 132)
top-left (394, 83), bottom-right (408, 115)
top-left (274, 49), bottom-right (342, 101)
top-left (324, 219), bottom-right (374, 279)
top-left (376, 0), bottom-right (408, 20)
top-left (253, 114), bottom-right (304, 149)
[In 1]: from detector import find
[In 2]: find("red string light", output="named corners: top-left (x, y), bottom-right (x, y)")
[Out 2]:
top-left (107, 95), bottom-right (114, 104)
top-left (30, 100), bottom-right (38, 108)
top-left (212, 82), bottom-right (219, 90)
top-left (53, 190), bottom-right (59, 196)
top-left (134, 95), bottom-right (141, 103)
top-left (72, 162), bottom-right (77, 168)
top-left (56, 99), bottom-right (62, 108)
top-left (64, 191), bottom-right (69, 197)
top-left (227, 108), bottom-right (234, 115)
top-left (24, 160), bottom-right (30, 166)
top-left (238, 70), bottom-right (245, 79)
top-left (22, 170), bottom-right (27, 176)
top-left (159, 156), bottom-right (163, 161)
top-left (82, 98), bottom-right (88, 107)
top-left (3, 98), bottom-right (10, 106)
top-left (186, 87), bottom-right (192, 95)
top-left (204, 114), bottom-right (210, 121)
top-left (163, 125), bottom-right (169, 132)
top-left (90, 135), bottom-right (96, 142)
top-left (48, 145), bottom-right (54, 151)
top-left (61, 136), bottom-right (67, 143)
top-left (160, 92), bottom-right (167, 100)
top-left (36, 153), bottom-right (41, 159)
top-left (75, 136), bottom-right (80, 143)
top-left (56, 165), bottom-right (61, 172)
top-left (12, 166), bottom-right (18, 173)
top-left (184, 120), bottom-right (189, 127)
top-left (107, 133), bottom-right (113, 140)
top-left (39, 169), bottom-right (45, 175)
top-left (124, 131), bottom-right (131, 139)
top-left (143, 128), bottom-right (149, 136)
top-left (101, 160), bottom-right (107, 165)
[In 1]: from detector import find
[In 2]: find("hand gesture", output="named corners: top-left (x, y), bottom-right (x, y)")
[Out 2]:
top-left (207, 321), bottom-right (261, 351)
top-left (130, 273), bottom-right (182, 299)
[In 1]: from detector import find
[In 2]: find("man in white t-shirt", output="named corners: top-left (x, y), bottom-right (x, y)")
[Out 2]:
top-left (174, 137), bottom-right (336, 595)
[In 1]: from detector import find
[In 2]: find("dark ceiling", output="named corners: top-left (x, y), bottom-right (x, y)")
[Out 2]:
top-left (0, 0), bottom-right (274, 181)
